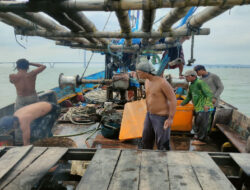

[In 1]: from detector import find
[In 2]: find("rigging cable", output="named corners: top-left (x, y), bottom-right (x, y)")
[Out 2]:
top-left (14, 30), bottom-right (26, 49)
top-left (80, 12), bottom-right (112, 79)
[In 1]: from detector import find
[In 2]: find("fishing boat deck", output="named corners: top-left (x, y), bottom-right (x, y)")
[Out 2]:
top-left (53, 122), bottom-right (222, 152)
top-left (0, 146), bottom-right (250, 190)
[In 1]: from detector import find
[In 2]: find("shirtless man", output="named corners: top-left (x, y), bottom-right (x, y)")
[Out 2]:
top-left (136, 56), bottom-right (176, 150)
top-left (0, 102), bottom-right (60, 145)
top-left (9, 58), bottom-right (46, 110)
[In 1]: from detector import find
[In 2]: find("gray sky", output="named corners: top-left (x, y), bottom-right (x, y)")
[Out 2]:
top-left (0, 6), bottom-right (250, 65)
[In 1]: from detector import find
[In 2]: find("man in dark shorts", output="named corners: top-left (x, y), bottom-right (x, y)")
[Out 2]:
top-left (136, 56), bottom-right (176, 150)
top-left (0, 102), bottom-right (60, 145)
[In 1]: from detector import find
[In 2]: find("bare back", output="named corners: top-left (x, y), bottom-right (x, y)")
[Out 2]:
top-left (145, 76), bottom-right (176, 116)
top-left (10, 71), bottom-right (37, 96)
top-left (14, 102), bottom-right (52, 123)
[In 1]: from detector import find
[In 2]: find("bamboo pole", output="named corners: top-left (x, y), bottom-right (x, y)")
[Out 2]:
top-left (0, 12), bottom-right (43, 30)
top-left (44, 11), bottom-right (99, 44)
top-left (0, 12), bottom-right (94, 46)
top-left (16, 28), bottom-right (210, 38)
top-left (56, 40), bottom-right (191, 52)
top-left (16, 12), bottom-right (68, 32)
top-left (141, 9), bottom-right (156, 45)
top-left (10, 12), bottom-right (93, 45)
top-left (0, 0), bottom-right (249, 12)
top-left (65, 11), bottom-right (109, 45)
top-left (149, 7), bottom-right (190, 45)
top-left (166, 5), bottom-right (233, 43)
top-left (158, 7), bottom-right (190, 32)
top-left (115, 10), bottom-right (132, 45)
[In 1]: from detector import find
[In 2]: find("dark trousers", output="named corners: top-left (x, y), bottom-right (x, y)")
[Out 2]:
top-left (142, 112), bottom-right (171, 150)
top-left (193, 111), bottom-right (211, 141)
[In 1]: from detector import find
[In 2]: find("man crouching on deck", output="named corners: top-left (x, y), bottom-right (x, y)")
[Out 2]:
top-left (0, 102), bottom-right (60, 145)
top-left (136, 56), bottom-right (176, 150)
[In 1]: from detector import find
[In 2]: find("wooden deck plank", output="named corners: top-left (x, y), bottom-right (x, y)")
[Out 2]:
top-left (188, 152), bottom-right (235, 190)
top-left (4, 147), bottom-right (67, 190)
top-left (167, 152), bottom-right (202, 190)
top-left (216, 124), bottom-right (246, 153)
top-left (76, 149), bottom-right (121, 190)
top-left (0, 145), bottom-right (33, 180)
top-left (230, 153), bottom-right (250, 177)
top-left (108, 150), bottom-right (141, 190)
top-left (0, 147), bottom-right (47, 189)
top-left (139, 151), bottom-right (170, 190)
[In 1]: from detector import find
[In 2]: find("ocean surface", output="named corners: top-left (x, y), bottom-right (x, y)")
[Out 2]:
top-left (0, 63), bottom-right (250, 117)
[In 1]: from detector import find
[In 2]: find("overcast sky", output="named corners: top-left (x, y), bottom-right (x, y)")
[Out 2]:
top-left (0, 5), bottom-right (250, 65)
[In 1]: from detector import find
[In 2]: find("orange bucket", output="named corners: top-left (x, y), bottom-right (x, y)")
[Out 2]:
top-left (172, 100), bottom-right (194, 131)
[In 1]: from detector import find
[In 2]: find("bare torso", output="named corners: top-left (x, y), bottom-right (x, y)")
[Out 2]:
top-left (10, 71), bottom-right (37, 96)
top-left (145, 76), bottom-right (175, 116)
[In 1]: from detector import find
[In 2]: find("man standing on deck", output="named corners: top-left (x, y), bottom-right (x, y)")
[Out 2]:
top-left (0, 102), bottom-right (60, 145)
top-left (136, 56), bottom-right (176, 150)
top-left (9, 58), bottom-right (46, 111)
top-left (181, 70), bottom-right (214, 145)
top-left (194, 65), bottom-right (224, 108)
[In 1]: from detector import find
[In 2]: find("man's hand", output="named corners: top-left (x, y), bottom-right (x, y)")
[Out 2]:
top-left (204, 106), bottom-right (210, 112)
top-left (164, 118), bottom-right (173, 130)
top-left (212, 98), bottom-right (217, 105)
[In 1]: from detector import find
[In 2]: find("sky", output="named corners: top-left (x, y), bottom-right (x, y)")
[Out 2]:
top-left (0, 5), bottom-right (250, 65)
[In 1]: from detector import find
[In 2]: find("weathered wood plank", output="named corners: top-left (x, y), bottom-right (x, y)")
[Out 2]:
top-left (167, 152), bottom-right (202, 190)
top-left (0, 145), bottom-right (32, 180)
top-left (108, 150), bottom-right (141, 190)
top-left (139, 151), bottom-right (169, 190)
top-left (0, 147), bottom-right (47, 189)
top-left (76, 149), bottom-right (121, 190)
top-left (188, 152), bottom-right (235, 190)
top-left (4, 147), bottom-right (67, 190)
top-left (217, 124), bottom-right (246, 153)
top-left (230, 153), bottom-right (250, 176)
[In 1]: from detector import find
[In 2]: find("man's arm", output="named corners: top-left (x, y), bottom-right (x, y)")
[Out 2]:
top-left (213, 74), bottom-right (224, 99)
top-left (181, 89), bottom-right (192, 106)
top-left (29, 63), bottom-right (46, 76)
top-left (9, 74), bottom-right (17, 84)
top-left (161, 79), bottom-right (177, 129)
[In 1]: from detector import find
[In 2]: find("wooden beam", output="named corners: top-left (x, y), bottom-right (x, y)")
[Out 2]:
top-left (141, 9), bottom-right (156, 45)
top-left (115, 10), bottom-right (132, 45)
top-left (166, 6), bottom-right (233, 43)
top-left (16, 28), bottom-right (210, 38)
top-left (150, 7), bottom-right (190, 45)
top-left (0, 12), bottom-right (43, 30)
top-left (0, 0), bottom-right (249, 12)
top-left (65, 11), bottom-right (109, 45)
top-left (56, 41), bottom-right (188, 52)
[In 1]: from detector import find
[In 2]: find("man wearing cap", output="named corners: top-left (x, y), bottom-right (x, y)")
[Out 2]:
top-left (0, 101), bottom-right (60, 145)
top-left (181, 70), bottom-right (214, 145)
top-left (194, 65), bottom-right (224, 107)
top-left (136, 56), bottom-right (176, 150)
top-left (9, 59), bottom-right (46, 111)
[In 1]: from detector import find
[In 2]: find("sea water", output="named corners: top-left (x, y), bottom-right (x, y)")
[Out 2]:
top-left (0, 63), bottom-right (250, 117)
